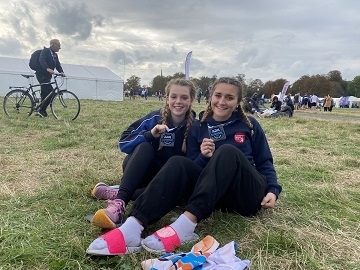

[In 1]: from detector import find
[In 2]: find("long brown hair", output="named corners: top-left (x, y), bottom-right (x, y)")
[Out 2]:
top-left (158, 78), bottom-right (196, 153)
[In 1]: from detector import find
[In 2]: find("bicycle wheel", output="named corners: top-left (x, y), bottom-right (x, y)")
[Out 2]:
top-left (3, 89), bottom-right (35, 117)
top-left (51, 90), bottom-right (80, 121)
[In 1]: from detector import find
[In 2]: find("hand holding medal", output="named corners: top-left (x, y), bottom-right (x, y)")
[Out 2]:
top-left (200, 138), bottom-right (215, 158)
top-left (152, 124), bottom-right (179, 148)
top-left (151, 124), bottom-right (169, 138)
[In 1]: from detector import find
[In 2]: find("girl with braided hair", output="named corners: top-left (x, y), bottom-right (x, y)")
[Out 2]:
top-left (87, 77), bottom-right (281, 256)
top-left (90, 78), bottom-right (196, 230)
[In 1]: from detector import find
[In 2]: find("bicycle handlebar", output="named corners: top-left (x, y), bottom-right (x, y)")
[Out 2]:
top-left (53, 73), bottom-right (65, 77)
top-left (53, 73), bottom-right (66, 88)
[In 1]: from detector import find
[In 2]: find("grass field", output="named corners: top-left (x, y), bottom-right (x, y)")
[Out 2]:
top-left (1, 97), bottom-right (360, 270)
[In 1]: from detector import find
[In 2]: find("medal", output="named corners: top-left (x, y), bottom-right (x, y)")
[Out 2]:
top-left (159, 133), bottom-right (175, 147)
top-left (208, 125), bottom-right (226, 141)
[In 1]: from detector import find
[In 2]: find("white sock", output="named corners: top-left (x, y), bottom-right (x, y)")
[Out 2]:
top-left (118, 216), bottom-right (144, 247)
top-left (88, 216), bottom-right (143, 251)
top-left (142, 214), bottom-right (197, 250)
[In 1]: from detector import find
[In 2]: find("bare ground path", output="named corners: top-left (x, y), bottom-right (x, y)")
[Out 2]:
top-left (292, 110), bottom-right (360, 122)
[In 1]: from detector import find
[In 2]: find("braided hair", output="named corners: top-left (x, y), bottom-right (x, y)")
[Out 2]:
top-left (158, 78), bottom-right (196, 153)
top-left (200, 77), bottom-right (254, 136)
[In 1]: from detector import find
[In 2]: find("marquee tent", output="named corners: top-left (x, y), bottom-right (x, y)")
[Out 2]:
top-left (335, 96), bottom-right (360, 108)
top-left (0, 56), bottom-right (124, 101)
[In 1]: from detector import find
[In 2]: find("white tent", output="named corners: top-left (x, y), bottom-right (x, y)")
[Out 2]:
top-left (334, 96), bottom-right (360, 108)
top-left (332, 97), bottom-right (341, 107)
top-left (0, 56), bottom-right (124, 101)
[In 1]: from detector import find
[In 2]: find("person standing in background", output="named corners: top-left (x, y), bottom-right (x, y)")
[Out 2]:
top-left (293, 93), bottom-right (300, 110)
top-left (36, 39), bottom-right (65, 117)
top-left (310, 94), bottom-right (319, 110)
top-left (196, 87), bottom-right (202, 104)
top-left (323, 94), bottom-right (333, 112)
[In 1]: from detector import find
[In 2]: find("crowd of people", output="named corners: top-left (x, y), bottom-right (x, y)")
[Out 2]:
top-left (243, 92), bottom-right (336, 118)
top-left (296, 93), bottom-right (334, 111)
top-left (124, 87), bottom-right (153, 100)
top-left (124, 86), bottom-right (212, 105)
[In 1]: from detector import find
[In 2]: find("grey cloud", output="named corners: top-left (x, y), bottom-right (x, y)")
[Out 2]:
top-left (235, 47), bottom-right (260, 69)
top-left (109, 49), bottom-right (134, 65)
top-left (44, 1), bottom-right (105, 40)
top-left (189, 57), bottom-right (205, 73)
top-left (0, 1), bottom-right (39, 45)
top-left (0, 38), bottom-right (23, 56)
top-left (111, 44), bottom-right (183, 66)
top-left (2, 0), bottom-right (360, 85)
top-left (92, 15), bottom-right (107, 27)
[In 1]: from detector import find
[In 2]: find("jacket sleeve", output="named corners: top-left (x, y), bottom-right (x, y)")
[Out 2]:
top-left (54, 53), bottom-right (63, 73)
top-left (250, 118), bottom-right (282, 197)
top-left (186, 122), bottom-right (210, 167)
top-left (118, 111), bottom-right (160, 154)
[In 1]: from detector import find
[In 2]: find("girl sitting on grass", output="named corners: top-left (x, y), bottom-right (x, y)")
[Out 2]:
top-left (90, 78), bottom-right (196, 229)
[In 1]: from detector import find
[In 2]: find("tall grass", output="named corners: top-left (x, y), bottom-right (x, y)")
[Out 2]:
top-left (0, 97), bottom-right (359, 269)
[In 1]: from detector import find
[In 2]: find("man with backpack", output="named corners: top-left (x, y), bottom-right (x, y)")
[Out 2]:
top-left (31, 39), bottom-right (65, 117)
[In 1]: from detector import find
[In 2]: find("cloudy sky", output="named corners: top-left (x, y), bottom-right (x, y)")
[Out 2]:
top-left (0, 0), bottom-right (359, 86)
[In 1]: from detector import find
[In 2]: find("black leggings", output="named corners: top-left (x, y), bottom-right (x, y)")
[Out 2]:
top-left (117, 142), bottom-right (165, 204)
top-left (130, 144), bottom-right (266, 227)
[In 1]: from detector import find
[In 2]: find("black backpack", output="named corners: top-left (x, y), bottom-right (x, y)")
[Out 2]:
top-left (29, 49), bottom-right (42, 71)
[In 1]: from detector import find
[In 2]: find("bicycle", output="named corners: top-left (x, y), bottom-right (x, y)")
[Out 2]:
top-left (3, 73), bottom-right (80, 121)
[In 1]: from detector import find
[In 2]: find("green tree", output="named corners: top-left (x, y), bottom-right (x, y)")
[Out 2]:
top-left (327, 70), bottom-right (346, 96)
top-left (347, 76), bottom-right (360, 97)
top-left (122, 69), bottom-right (360, 100)
top-left (124, 75), bottom-right (141, 92)
top-left (247, 79), bottom-right (264, 98)
top-left (236, 74), bottom-right (246, 84)
top-left (262, 79), bottom-right (287, 98)
top-left (151, 75), bottom-right (168, 95)
top-left (327, 70), bottom-right (342, 83)
top-left (171, 72), bottom-right (186, 79)
top-left (150, 72), bottom-right (187, 95)
top-left (292, 75), bottom-right (331, 97)
top-left (330, 81), bottom-right (346, 97)
top-left (196, 76), bottom-right (214, 92)
top-left (236, 74), bottom-right (248, 97)
top-left (307, 74), bottom-right (331, 97)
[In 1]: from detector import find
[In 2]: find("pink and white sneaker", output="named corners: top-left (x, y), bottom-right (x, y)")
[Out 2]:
top-left (91, 199), bottom-right (126, 229)
top-left (91, 182), bottom-right (119, 200)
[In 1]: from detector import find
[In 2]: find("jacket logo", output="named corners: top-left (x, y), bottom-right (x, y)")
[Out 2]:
top-left (234, 132), bottom-right (245, 143)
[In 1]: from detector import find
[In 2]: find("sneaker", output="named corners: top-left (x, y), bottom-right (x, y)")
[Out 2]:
top-left (91, 182), bottom-right (118, 200)
top-left (91, 199), bottom-right (125, 229)
top-left (37, 110), bottom-right (48, 117)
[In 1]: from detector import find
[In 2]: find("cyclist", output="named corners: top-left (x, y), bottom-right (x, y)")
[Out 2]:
top-left (35, 39), bottom-right (66, 117)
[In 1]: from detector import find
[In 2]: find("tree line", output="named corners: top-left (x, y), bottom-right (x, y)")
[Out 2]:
top-left (124, 70), bottom-right (360, 99)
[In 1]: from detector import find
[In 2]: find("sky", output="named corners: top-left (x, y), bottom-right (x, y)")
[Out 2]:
top-left (0, 0), bottom-right (359, 86)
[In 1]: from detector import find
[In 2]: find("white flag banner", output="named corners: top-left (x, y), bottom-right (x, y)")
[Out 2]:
top-left (185, 51), bottom-right (192, 80)
top-left (279, 81), bottom-right (290, 102)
